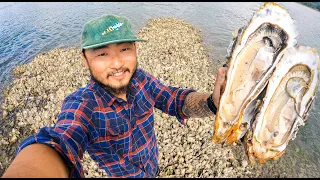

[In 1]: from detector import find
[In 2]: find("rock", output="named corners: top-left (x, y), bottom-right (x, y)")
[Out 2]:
top-left (9, 135), bottom-right (17, 143)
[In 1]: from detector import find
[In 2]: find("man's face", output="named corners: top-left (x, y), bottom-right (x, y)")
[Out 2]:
top-left (81, 42), bottom-right (137, 95)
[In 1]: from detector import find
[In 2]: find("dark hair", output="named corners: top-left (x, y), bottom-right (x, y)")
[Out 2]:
top-left (82, 49), bottom-right (87, 59)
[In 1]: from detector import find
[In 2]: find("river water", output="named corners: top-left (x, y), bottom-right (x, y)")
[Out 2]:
top-left (0, 2), bottom-right (319, 177)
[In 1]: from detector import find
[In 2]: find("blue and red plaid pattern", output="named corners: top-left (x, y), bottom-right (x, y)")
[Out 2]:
top-left (16, 68), bottom-right (195, 178)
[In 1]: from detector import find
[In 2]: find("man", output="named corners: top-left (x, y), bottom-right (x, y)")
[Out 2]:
top-left (2, 14), bottom-right (226, 178)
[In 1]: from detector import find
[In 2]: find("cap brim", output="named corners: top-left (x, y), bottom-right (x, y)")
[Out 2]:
top-left (82, 38), bottom-right (147, 50)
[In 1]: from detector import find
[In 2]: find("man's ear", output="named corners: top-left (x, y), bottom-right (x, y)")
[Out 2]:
top-left (80, 53), bottom-right (89, 69)
top-left (134, 42), bottom-right (139, 50)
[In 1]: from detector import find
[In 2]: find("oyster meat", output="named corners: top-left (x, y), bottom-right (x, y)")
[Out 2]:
top-left (212, 2), bottom-right (298, 144)
top-left (246, 46), bottom-right (320, 164)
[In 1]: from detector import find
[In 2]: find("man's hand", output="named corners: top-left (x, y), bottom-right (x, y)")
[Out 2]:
top-left (2, 143), bottom-right (69, 178)
top-left (212, 66), bottom-right (227, 108)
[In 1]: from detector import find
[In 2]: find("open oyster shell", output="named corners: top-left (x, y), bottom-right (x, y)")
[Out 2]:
top-left (211, 2), bottom-right (298, 144)
top-left (246, 46), bottom-right (320, 164)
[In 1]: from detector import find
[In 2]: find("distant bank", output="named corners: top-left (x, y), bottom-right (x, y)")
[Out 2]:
top-left (296, 2), bottom-right (320, 12)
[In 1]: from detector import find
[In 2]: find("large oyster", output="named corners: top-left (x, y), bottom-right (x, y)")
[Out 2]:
top-left (245, 46), bottom-right (320, 164)
top-left (211, 2), bottom-right (298, 144)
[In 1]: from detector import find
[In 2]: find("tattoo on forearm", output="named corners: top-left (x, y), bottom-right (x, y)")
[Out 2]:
top-left (182, 92), bottom-right (215, 118)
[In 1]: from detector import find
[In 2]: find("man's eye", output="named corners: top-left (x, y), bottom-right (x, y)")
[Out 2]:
top-left (121, 48), bottom-right (130, 52)
top-left (98, 53), bottom-right (107, 56)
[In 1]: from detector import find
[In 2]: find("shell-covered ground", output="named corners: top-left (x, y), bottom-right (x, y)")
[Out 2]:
top-left (0, 17), bottom-right (311, 178)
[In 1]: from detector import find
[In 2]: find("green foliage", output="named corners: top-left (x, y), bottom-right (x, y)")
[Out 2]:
top-left (297, 2), bottom-right (320, 11)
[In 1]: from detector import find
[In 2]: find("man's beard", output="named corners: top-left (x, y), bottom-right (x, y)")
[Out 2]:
top-left (89, 62), bottom-right (138, 96)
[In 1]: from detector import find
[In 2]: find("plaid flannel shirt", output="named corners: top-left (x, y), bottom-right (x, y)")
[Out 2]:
top-left (16, 68), bottom-right (195, 178)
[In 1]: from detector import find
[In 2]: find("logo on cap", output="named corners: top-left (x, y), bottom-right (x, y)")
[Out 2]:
top-left (102, 22), bottom-right (124, 35)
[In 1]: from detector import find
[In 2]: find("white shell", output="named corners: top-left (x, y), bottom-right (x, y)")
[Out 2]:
top-left (212, 2), bottom-right (298, 144)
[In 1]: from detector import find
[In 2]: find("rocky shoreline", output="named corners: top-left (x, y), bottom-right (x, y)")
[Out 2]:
top-left (0, 17), bottom-right (309, 177)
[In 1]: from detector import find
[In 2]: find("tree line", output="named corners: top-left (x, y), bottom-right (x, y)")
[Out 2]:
top-left (297, 2), bottom-right (320, 11)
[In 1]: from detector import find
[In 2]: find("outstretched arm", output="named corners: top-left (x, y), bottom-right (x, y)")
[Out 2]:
top-left (182, 67), bottom-right (227, 118)
top-left (2, 96), bottom-right (96, 178)
top-left (2, 143), bottom-right (69, 178)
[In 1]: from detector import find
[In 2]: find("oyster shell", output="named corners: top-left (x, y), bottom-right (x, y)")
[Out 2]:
top-left (246, 46), bottom-right (320, 164)
top-left (212, 2), bottom-right (298, 144)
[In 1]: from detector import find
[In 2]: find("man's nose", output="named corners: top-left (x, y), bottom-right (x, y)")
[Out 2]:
top-left (110, 55), bottom-right (124, 69)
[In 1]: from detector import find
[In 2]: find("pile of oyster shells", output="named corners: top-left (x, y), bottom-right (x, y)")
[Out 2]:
top-left (1, 17), bottom-right (300, 177)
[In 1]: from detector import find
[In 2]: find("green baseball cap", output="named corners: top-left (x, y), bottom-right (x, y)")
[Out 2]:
top-left (81, 14), bottom-right (146, 50)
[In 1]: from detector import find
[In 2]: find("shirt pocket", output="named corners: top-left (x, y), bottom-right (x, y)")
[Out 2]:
top-left (106, 116), bottom-right (130, 137)
top-left (134, 96), bottom-right (155, 117)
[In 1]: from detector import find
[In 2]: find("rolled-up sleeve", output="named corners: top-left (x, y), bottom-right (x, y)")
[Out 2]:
top-left (16, 95), bottom-right (96, 178)
top-left (146, 72), bottom-right (196, 125)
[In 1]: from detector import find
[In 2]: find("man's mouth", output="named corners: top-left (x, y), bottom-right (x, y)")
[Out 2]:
top-left (112, 71), bottom-right (125, 77)
top-left (109, 69), bottom-right (129, 79)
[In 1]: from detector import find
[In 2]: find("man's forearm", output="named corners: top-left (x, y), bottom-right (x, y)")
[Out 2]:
top-left (182, 92), bottom-right (215, 118)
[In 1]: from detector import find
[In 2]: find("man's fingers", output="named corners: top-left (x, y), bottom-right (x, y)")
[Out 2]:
top-left (212, 67), bottom-right (227, 107)
top-left (219, 67), bottom-right (227, 95)
top-left (217, 67), bottom-right (227, 84)
top-left (215, 67), bottom-right (225, 90)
